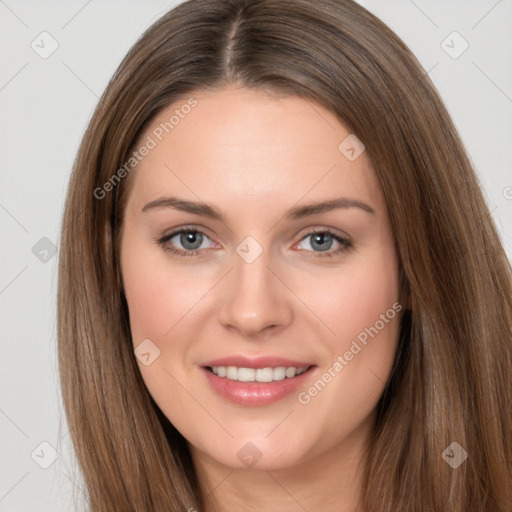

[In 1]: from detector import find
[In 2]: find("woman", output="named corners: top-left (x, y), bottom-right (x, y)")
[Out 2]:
top-left (57, 0), bottom-right (512, 510)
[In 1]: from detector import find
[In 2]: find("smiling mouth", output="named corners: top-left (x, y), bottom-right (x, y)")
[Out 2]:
top-left (205, 365), bottom-right (315, 382)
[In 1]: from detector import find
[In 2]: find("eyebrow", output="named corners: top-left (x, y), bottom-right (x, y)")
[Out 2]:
top-left (141, 196), bottom-right (375, 220)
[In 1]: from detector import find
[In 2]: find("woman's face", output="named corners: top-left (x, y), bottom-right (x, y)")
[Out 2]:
top-left (120, 85), bottom-right (401, 473)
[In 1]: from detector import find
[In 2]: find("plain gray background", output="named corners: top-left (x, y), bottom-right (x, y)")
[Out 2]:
top-left (1, 0), bottom-right (511, 510)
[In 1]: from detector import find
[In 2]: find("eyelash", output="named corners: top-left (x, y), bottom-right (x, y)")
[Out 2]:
top-left (156, 226), bottom-right (352, 260)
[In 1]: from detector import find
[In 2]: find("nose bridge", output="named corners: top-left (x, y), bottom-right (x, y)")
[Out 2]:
top-left (218, 236), bottom-right (293, 335)
top-left (234, 243), bottom-right (273, 296)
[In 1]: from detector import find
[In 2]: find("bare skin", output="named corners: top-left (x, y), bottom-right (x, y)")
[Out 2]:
top-left (120, 85), bottom-right (402, 512)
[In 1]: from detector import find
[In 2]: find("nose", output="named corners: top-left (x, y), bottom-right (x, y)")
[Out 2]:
top-left (218, 246), bottom-right (294, 338)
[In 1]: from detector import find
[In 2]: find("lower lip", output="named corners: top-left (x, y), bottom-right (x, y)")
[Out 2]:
top-left (201, 366), bottom-right (316, 406)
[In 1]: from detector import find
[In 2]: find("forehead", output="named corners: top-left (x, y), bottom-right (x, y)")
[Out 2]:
top-left (125, 86), bottom-right (384, 217)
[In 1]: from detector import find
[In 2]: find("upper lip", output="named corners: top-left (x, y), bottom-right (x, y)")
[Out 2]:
top-left (202, 355), bottom-right (315, 369)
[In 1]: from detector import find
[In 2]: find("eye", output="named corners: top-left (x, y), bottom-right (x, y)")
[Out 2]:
top-left (296, 229), bottom-right (352, 258)
top-left (156, 228), bottom-right (215, 258)
top-left (156, 227), bottom-right (352, 259)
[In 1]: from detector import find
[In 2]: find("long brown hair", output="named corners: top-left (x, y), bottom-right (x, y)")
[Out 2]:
top-left (57, 0), bottom-right (512, 510)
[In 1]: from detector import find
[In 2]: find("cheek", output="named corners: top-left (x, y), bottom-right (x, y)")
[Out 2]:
top-left (307, 243), bottom-right (400, 351)
top-left (340, 263), bottom-right (399, 349)
top-left (120, 240), bottom-right (205, 423)
top-left (121, 239), bottom-right (202, 344)
top-left (297, 244), bottom-right (401, 422)
top-left (297, 241), bottom-right (401, 412)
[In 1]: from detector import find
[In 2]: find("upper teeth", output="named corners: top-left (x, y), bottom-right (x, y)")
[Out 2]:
top-left (211, 366), bottom-right (309, 382)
